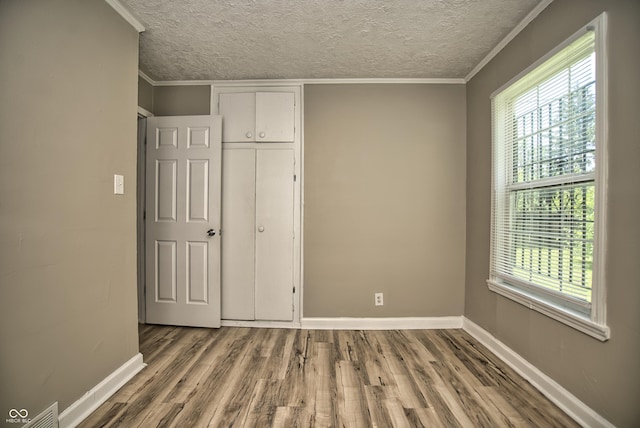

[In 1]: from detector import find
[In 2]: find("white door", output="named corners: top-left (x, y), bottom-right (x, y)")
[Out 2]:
top-left (221, 148), bottom-right (256, 320)
top-left (255, 149), bottom-right (295, 321)
top-left (145, 115), bottom-right (222, 328)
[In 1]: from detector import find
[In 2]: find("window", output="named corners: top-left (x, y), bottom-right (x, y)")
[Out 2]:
top-left (489, 14), bottom-right (609, 341)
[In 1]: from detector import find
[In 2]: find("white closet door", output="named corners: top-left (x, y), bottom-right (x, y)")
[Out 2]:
top-left (221, 149), bottom-right (256, 320)
top-left (219, 93), bottom-right (255, 142)
top-left (255, 149), bottom-right (295, 321)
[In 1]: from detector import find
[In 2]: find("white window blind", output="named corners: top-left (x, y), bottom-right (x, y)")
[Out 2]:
top-left (491, 30), bottom-right (600, 316)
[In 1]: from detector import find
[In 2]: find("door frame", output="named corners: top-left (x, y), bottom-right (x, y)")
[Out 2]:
top-left (212, 84), bottom-right (303, 327)
top-left (136, 106), bottom-right (153, 324)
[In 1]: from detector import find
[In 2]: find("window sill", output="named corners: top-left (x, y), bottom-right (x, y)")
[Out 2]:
top-left (487, 279), bottom-right (610, 341)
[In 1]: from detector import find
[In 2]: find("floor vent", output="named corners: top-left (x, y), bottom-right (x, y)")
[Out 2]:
top-left (23, 402), bottom-right (58, 428)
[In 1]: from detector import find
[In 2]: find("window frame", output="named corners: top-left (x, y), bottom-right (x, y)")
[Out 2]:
top-left (487, 13), bottom-right (609, 341)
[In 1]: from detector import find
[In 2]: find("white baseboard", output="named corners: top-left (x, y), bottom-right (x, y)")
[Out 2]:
top-left (221, 319), bottom-right (301, 329)
top-left (301, 316), bottom-right (463, 330)
top-left (58, 353), bottom-right (145, 428)
top-left (462, 317), bottom-right (614, 428)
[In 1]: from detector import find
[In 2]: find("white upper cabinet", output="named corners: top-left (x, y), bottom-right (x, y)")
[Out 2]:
top-left (255, 92), bottom-right (295, 142)
top-left (219, 92), bottom-right (255, 142)
top-left (219, 92), bottom-right (295, 143)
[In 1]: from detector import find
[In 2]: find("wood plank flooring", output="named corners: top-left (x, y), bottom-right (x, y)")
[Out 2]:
top-left (80, 325), bottom-right (579, 427)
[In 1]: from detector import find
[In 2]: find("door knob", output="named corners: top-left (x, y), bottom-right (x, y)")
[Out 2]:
top-left (206, 228), bottom-right (216, 237)
top-left (246, 131), bottom-right (253, 139)
top-left (259, 132), bottom-right (266, 139)
top-left (258, 226), bottom-right (264, 232)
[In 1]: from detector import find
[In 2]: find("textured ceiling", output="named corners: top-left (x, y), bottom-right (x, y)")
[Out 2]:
top-left (123, 0), bottom-right (542, 81)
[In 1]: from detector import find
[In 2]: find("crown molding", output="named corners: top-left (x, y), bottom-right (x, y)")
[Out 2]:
top-left (138, 70), bottom-right (155, 85)
top-left (465, 0), bottom-right (554, 82)
top-left (105, 0), bottom-right (145, 33)
top-left (143, 77), bottom-right (465, 87)
top-left (297, 78), bottom-right (465, 85)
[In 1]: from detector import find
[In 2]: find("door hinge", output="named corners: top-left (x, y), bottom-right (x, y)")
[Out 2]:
top-left (293, 286), bottom-right (296, 293)
top-left (294, 174), bottom-right (297, 182)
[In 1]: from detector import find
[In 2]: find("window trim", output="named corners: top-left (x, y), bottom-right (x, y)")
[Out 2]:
top-left (488, 13), bottom-right (609, 341)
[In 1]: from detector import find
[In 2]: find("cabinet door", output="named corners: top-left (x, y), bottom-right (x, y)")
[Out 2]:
top-left (256, 92), bottom-right (295, 142)
top-left (219, 92), bottom-right (256, 142)
top-left (221, 149), bottom-right (256, 320)
top-left (255, 149), bottom-right (295, 321)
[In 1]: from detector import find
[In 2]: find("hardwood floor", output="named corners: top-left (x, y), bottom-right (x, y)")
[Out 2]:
top-left (80, 325), bottom-right (578, 427)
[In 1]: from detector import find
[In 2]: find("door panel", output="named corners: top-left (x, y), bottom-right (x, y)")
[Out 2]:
top-left (187, 241), bottom-right (208, 303)
top-left (187, 159), bottom-right (209, 222)
top-left (156, 160), bottom-right (177, 222)
top-left (157, 127), bottom-right (178, 149)
top-left (255, 149), bottom-right (294, 321)
top-left (256, 92), bottom-right (295, 142)
top-left (187, 126), bottom-right (210, 148)
top-left (219, 93), bottom-right (255, 142)
top-left (156, 240), bottom-right (177, 302)
top-left (221, 149), bottom-right (256, 320)
top-left (146, 115), bottom-right (222, 328)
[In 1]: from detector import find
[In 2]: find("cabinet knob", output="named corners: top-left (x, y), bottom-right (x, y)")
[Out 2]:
top-left (259, 132), bottom-right (266, 139)
top-left (258, 226), bottom-right (264, 232)
top-left (246, 131), bottom-right (253, 139)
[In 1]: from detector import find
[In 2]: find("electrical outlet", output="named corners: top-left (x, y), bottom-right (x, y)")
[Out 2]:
top-left (375, 292), bottom-right (384, 306)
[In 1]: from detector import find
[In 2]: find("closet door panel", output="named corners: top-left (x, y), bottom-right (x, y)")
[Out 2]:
top-left (255, 92), bottom-right (295, 142)
top-left (255, 149), bottom-right (294, 321)
top-left (219, 92), bottom-right (256, 142)
top-left (221, 149), bottom-right (256, 320)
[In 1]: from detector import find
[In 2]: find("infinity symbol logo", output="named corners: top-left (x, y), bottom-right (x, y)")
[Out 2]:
top-left (8, 409), bottom-right (28, 418)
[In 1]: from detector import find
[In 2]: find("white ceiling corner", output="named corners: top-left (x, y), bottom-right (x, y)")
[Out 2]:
top-left (464, 0), bottom-right (554, 81)
top-left (123, 0), bottom-right (545, 82)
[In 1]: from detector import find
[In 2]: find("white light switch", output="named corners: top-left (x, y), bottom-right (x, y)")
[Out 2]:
top-left (114, 174), bottom-right (124, 195)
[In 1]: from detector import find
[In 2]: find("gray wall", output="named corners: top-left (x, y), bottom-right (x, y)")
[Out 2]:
top-left (0, 0), bottom-right (140, 422)
top-left (138, 76), bottom-right (154, 113)
top-left (465, 1), bottom-right (640, 426)
top-left (304, 84), bottom-right (466, 317)
top-left (153, 85), bottom-right (210, 116)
